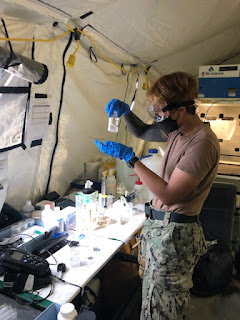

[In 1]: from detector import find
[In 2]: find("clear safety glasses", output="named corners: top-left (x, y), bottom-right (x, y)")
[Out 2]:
top-left (147, 100), bottom-right (195, 122)
top-left (147, 103), bottom-right (170, 123)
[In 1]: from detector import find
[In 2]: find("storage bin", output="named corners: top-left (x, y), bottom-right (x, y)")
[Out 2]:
top-left (35, 303), bottom-right (60, 320)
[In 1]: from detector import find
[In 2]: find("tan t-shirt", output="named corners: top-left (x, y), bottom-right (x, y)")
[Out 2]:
top-left (152, 123), bottom-right (220, 215)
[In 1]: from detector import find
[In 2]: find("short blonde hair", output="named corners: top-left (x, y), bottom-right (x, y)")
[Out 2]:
top-left (147, 71), bottom-right (198, 105)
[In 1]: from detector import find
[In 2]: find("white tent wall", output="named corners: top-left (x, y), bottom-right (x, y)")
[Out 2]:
top-left (150, 23), bottom-right (240, 76)
top-left (1, 0), bottom-right (69, 25)
top-left (82, 0), bottom-right (240, 72)
top-left (1, 16), bottom-right (149, 210)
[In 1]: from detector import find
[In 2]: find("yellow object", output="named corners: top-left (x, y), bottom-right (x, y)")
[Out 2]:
top-left (66, 54), bottom-right (76, 68)
top-left (142, 80), bottom-right (148, 90)
top-left (66, 24), bottom-right (151, 86)
top-left (100, 158), bottom-right (116, 176)
top-left (0, 24), bottom-right (151, 85)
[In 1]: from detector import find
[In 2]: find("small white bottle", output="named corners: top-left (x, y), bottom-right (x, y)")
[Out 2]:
top-left (106, 170), bottom-right (117, 197)
top-left (57, 303), bottom-right (78, 320)
top-left (108, 111), bottom-right (120, 132)
top-left (22, 200), bottom-right (35, 218)
top-left (54, 206), bottom-right (64, 234)
top-left (134, 179), bottom-right (143, 204)
top-left (54, 206), bottom-right (61, 213)
top-left (41, 204), bottom-right (55, 229)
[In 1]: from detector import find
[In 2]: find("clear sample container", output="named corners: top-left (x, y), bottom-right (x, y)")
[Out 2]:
top-left (69, 246), bottom-right (81, 268)
top-left (108, 111), bottom-right (120, 132)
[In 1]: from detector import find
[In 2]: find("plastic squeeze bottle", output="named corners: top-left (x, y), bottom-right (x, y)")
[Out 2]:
top-left (41, 204), bottom-right (55, 229)
top-left (134, 179), bottom-right (143, 204)
top-left (22, 200), bottom-right (35, 218)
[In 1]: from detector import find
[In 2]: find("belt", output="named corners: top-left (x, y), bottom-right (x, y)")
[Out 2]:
top-left (145, 202), bottom-right (198, 223)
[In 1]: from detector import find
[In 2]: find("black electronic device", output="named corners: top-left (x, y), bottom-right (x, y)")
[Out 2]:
top-left (33, 233), bottom-right (69, 258)
top-left (0, 248), bottom-right (50, 277)
top-left (55, 197), bottom-right (75, 209)
top-left (43, 191), bottom-right (60, 201)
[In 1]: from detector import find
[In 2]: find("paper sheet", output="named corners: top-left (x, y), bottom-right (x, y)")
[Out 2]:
top-left (24, 97), bottom-right (51, 147)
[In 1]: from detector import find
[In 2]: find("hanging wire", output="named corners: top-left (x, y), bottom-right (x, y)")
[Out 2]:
top-left (0, 24), bottom-right (151, 84)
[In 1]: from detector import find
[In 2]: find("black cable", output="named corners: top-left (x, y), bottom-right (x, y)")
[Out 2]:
top-left (34, 0), bottom-right (71, 18)
top-left (148, 64), bottom-right (163, 76)
top-left (30, 283), bottom-right (54, 304)
top-left (1, 18), bottom-right (12, 50)
top-left (81, 285), bottom-right (95, 306)
top-left (21, 37), bottom-right (35, 151)
top-left (89, 47), bottom-right (97, 63)
top-left (217, 51), bottom-right (240, 65)
top-left (121, 64), bottom-right (126, 76)
top-left (15, 282), bottom-right (54, 306)
top-left (122, 65), bottom-right (140, 145)
top-left (1, 18), bottom-right (14, 69)
top-left (195, 51), bottom-right (240, 78)
top-left (130, 72), bottom-right (140, 106)
top-left (83, 24), bottom-right (148, 66)
top-left (115, 65), bottom-right (133, 143)
top-left (6, 233), bottom-right (58, 265)
top-left (52, 274), bottom-right (83, 291)
top-left (45, 32), bottom-right (73, 194)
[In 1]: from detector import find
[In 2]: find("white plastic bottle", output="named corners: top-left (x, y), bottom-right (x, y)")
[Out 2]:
top-left (141, 148), bottom-right (162, 202)
top-left (106, 169), bottom-right (117, 196)
top-left (54, 206), bottom-right (64, 234)
top-left (54, 206), bottom-right (61, 214)
top-left (22, 200), bottom-right (35, 218)
top-left (134, 179), bottom-right (143, 204)
top-left (116, 158), bottom-right (136, 192)
top-left (57, 303), bottom-right (78, 320)
top-left (41, 204), bottom-right (55, 229)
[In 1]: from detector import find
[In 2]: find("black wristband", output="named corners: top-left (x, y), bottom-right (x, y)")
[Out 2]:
top-left (126, 156), bottom-right (139, 169)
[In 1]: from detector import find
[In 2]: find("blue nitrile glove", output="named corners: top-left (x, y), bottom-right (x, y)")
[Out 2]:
top-left (95, 140), bottom-right (134, 162)
top-left (105, 99), bottom-right (131, 117)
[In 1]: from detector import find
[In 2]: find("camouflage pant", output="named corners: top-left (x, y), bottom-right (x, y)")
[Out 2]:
top-left (139, 214), bottom-right (207, 320)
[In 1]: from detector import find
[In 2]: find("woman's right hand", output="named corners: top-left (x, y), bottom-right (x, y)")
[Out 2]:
top-left (105, 99), bottom-right (130, 117)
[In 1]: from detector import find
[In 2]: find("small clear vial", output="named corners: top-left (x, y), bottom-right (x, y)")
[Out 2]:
top-left (70, 246), bottom-right (81, 268)
top-left (108, 111), bottom-right (120, 132)
top-left (101, 174), bottom-right (106, 195)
